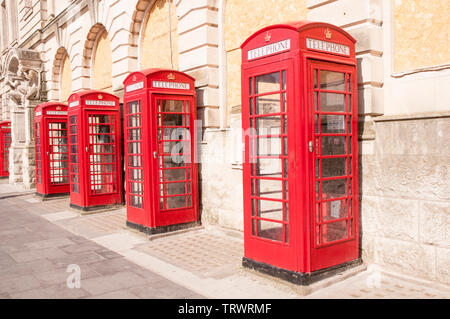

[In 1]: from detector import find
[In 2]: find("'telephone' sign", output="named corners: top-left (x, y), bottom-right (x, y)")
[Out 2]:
top-left (247, 39), bottom-right (291, 60)
top-left (306, 38), bottom-right (350, 56)
top-left (153, 81), bottom-right (190, 90)
top-left (85, 100), bottom-right (116, 106)
top-left (46, 111), bottom-right (68, 116)
top-left (125, 81), bottom-right (144, 93)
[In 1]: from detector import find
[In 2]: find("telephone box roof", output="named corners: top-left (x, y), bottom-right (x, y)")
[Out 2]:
top-left (35, 102), bottom-right (67, 111)
top-left (68, 90), bottom-right (119, 100)
top-left (241, 20), bottom-right (356, 49)
top-left (124, 68), bottom-right (195, 82)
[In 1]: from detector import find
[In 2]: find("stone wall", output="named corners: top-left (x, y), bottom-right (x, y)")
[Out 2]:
top-left (360, 115), bottom-right (450, 284)
top-left (393, 0), bottom-right (450, 73)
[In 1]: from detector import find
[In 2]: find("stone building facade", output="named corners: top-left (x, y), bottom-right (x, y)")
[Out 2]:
top-left (0, 0), bottom-right (448, 285)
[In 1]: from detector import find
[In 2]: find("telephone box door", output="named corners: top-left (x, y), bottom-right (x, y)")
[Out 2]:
top-left (46, 118), bottom-right (69, 192)
top-left (152, 94), bottom-right (197, 226)
top-left (0, 125), bottom-right (11, 177)
top-left (0, 122), bottom-right (11, 177)
top-left (85, 111), bottom-right (120, 197)
top-left (242, 59), bottom-right (297, 271)
top-left (307, 59), bottom-right (359, 271)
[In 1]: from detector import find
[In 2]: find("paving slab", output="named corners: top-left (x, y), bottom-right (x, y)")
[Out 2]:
top-left (0, 194), bottom-right (204, 299)
top-left (0, 184), bottom-right (449, 299)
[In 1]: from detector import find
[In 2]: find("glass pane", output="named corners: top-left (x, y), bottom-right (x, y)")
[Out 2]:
top-left (256, 179), bottom-right (283, 200)
top-left (283, 202), bottom-right (289, 221)
top-left (130, 196), bottom-right (143, 208)
top-left (255, 158), bottom-right (282, 178)
top-left (322, 179), bottom-right (347, 199)
top-left (321, 115), bottom-right (346, 134)
top-left (321, 136), bottom-right (347, 156)
top-left (129, 182), bottom-right (143, 195)
top-left (255, 116), bottom-right (282, 135)
top-left (257, 200), bottom-right (283, 221)
top-left (322, 157), bottom-right (347, 177)
top-left (320, 92), bottom-right (345, 112)
top-left (323, 220), bottom-right (347, 243)
top-left (320, 70), bottom-right (345, 91)
top-left (314, 69), bottom-right (318, 89)
top-left (129, 169), bottom-right (142, 181)
top-left (323, 199), bottom-right (347, 221)
top-left (164, 182), bottom-right (187, 196)
top-left (257, 220), bottom-right (283, 241)
top-left (255, 72), bottom-right (280, 94)
top-left (127, 115), bottom-right (141, 127)
top-left (162, 113), bottom-right (186, 127)
top-left (347, 116), bottom-right (352, 134)
top-left (161, 100), bottom-right (184, 113)
top-left (128, 100), bottom-right (141, 114)
top-left (314, 92), bottom-right (318, 111)
top-left (256, 136), bottom-right (282, 156)
top-left (163, 168), bottom-right (186, 181)
top-left (255, 94), bottom-right (281, 115)
top-left (348, 136), bottom-right (352, 155)
top-left (166, 196), bottom-right (187, 209)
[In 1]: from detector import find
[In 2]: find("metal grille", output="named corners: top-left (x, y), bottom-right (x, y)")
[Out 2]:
top-left (88, 114), bottom-right (117, 195)
top-left (157, 99), bottom-right (193, 211)
top-left (248, 70), bottom-right (289, 243)
top-left (312, 67), bottom-right (355, 246)
top-left (35, 122), bottom-right (41, 184)
top-left (126, 100), bottom-right (144, 208)
top-left (48, 121), bottom-right (69, 185)
top-left (69, 115), bottom-right (79, 193)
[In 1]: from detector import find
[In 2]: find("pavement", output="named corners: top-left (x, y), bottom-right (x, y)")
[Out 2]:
top-left (0, 178), bottom-right (449, 299)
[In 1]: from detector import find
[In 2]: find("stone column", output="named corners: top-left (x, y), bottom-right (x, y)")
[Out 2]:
top-left (9, 103), bottom-right (26, 185)
top-left (21, 99), bottom-right (37, 189)
top-left (4, 48), bottom-right (42, 189)
top-left (176, 0), bottom-right (220, 128)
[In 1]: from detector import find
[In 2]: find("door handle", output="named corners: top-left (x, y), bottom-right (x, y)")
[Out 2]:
top-left (153, 151), bottom-right (157, 159)
top-left (86, 147), bottom-right (89, 153)
top-left (308, 141), bottom-right (313, 153)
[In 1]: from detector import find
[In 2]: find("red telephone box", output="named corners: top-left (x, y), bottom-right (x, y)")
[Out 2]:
top-left (34, 102), bottom-right (70, 197)
top-left (67, 90), bottom-right (123, 211)
top-left (0, 121), bottom-right (11, 177)
top-left (241, 21), bottom-right (360, 284)
top-left (123, 69), bottom-right (199, 234)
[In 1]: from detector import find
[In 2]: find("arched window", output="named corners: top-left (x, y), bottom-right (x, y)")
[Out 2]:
top-left (140, 0), bottom-right (179, 69)
top-left (92, 29), bottom-right (112, 93)
top-left (60, 53), bottom-right (72, 102)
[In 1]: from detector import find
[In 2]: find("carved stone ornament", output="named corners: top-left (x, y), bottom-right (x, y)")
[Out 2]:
top-left (3, 49), bottom-right (42, 106)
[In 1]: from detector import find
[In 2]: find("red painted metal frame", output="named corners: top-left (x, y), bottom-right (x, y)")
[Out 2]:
top-left (241, 21), bottom-right (359, 274)
top-left (67, 90), bottom-right (123, 209)
top-left (34, 102), bottom-right (69, 196)
top-left (0, 121), bottom-right (11, 177)
top-left (123, 69), bottom-right (199, 230)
